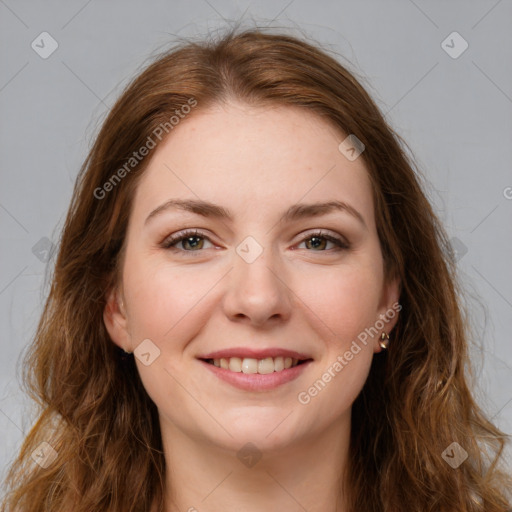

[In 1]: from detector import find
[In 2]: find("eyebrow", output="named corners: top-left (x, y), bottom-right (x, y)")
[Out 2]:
top-left (145, 198), bottom-right (367, 229)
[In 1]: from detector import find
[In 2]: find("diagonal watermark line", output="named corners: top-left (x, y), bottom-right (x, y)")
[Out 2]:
top-left (472, 0), bottom-right (504, 29)
top-left (470, 204), bottom-right (499, 233)
top-left (265, 470), bottom-right (309, 511)
top-left (384, 62), bottom-right (439, 116)
top-left (0, 265), bottom-right (28, 296)
top-left (163, 162), bottom-right (234, 237)
top-left (0, 407), bottom-right (25, 435)
top-left (0, 203), bottom-right (29, 233)
top-left (163, 367), bottom-right (234, 438)
top-left (164, 163), bottom-right (197, 192)
top-left (0, 0), bottom-right (29, 28)
top-left (265, 266), bottom-right (338, 338)
top-left (163, 163), bottom-right (205, 200)
top-left (265, 164), bottom-right (337, 235)
top-left (472, 61), bottom-right (512, 105)
top-left (201, 470), bottom-right (234, 502)
top-left (61, 60), bottom-right (110, 109)
top-left (471, 265), bottom-right (512, 309)
top-left (101, 80), bottom-right (123, 104)
top-left (0, 62), bottom-right (29, 93)
top-left (241, 3), bottom-right (252, 19)
top-left (266, 0), bottom-right (296, 26)
top-left (407, 0), bottom-right (439, 28)
top-left (266, 410), bottom-right (293, 437)
top-left (61, 0), bottom-right (94, 29)
top-left (163, 267), bottom-right (234, 338)
top-left (491, 396), bottom-right (512, 422)
top-left (202, 0), bottom-right (227, 21)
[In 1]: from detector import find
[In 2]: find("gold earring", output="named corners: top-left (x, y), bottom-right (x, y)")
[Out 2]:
top-left (379, 332), bottom-right (390, 350)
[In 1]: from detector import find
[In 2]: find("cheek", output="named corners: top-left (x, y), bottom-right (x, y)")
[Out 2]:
top-left (122, 254), bottom-right (221, 344)
top-left (294, 263), bottom-right (379, 420)
top-left (294, 256), bottom-right (383, 344)
top-left (298, 344), bottom-right (373, 430)
top-left (121, 255), bottom-right (220, 416)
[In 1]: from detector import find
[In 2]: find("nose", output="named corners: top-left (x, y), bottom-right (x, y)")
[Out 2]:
top-left (222, 247), bottom-right (293, 328)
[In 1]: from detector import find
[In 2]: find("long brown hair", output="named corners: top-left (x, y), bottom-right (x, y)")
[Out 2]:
top-left (2, 27), bottom-right (511, 512)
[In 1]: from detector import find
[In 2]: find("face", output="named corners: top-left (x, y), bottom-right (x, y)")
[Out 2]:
top-left (104, 100), bottom-right (400, 454)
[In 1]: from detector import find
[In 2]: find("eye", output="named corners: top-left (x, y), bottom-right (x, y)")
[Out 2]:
top-left (297, 231), bottom-right (349, 252)
top-left (161, 229), bottom-right (214, 252)
top-left (160, 229), bottom-right (350, 254)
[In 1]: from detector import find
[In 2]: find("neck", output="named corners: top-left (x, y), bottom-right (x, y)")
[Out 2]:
top-left (159, 413), bottom-right (351, 512)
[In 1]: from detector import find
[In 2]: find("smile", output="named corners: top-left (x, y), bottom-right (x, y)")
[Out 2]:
top-left (197, 349), bottom-right (314, 391)
top-left (203, 356), bottom-right (308, 374)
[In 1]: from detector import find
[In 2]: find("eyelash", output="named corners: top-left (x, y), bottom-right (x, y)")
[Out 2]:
top-left (160, 229), bottom-right (349, 254)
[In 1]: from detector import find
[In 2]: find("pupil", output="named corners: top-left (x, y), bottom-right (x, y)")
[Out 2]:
top-left (185, 236), bottom-right (202, 249)
top-left (308, 236), bottom-right (325, 250)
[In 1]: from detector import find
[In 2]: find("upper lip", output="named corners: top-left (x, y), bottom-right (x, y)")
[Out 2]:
top-left (197, 348), bottom-right (313, 360)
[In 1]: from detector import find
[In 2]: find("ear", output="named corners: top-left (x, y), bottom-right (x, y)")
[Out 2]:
top-left (103, 286), bottom-right (132, 352)
top-left (374, 274), bottom-right (401, 353)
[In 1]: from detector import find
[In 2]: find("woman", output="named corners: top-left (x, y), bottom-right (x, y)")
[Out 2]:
top-left (2, 28), bottom-right (511, 512)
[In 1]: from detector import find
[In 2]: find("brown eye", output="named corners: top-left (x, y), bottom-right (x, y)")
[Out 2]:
top-left (180, 235), bottom-right (204, 250)
top-left (305, 236), bottom-right (328, 250)
top-left (299, 231), bottom-right (349, 251)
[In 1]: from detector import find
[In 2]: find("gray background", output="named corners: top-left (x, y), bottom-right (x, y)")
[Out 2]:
top-left (1, 0), bottom-right (511, 479)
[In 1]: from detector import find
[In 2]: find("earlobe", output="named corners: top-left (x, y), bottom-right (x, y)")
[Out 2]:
top-left (103, 288), bottom-right (131, 352)
top-left (375, 275), bottom-right (401, 352)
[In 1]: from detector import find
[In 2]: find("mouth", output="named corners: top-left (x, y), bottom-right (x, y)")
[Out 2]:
top-left (198, 353), bottom-right (314, 391)
top-left (200, 356), bottom-right (313, 374)
top-left (196, 348), bottom-right (314, 390)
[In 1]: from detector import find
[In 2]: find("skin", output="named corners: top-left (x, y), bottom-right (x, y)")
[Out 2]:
top-left (104, 100), bottom-right (400, 512)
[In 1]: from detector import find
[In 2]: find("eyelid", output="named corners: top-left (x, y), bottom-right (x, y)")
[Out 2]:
top-left (160, 229), bottom-right (215, 251)
top-left (160, 228), bottom-right (350, 253)
top-left (297, 229), bottom-right (349, 245)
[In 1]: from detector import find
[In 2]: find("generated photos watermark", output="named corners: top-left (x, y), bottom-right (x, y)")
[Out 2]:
top-left (94, 97), bottom-right (197, 200)
top-left (297, 301), bottom-right (402, 405)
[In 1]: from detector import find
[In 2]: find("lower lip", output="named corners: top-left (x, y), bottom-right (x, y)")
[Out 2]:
top-left (198, 359), bottom-right (312, 391)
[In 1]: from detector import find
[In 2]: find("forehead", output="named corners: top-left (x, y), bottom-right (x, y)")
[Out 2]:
top-left (131, 101), bottom-right (375, 230)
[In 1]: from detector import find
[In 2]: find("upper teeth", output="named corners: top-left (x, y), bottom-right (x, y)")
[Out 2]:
top-left (210, 357), bottom-right (300, 374)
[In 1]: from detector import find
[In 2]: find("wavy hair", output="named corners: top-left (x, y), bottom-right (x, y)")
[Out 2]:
top-left (2, 27), bottom-right (511, 512)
